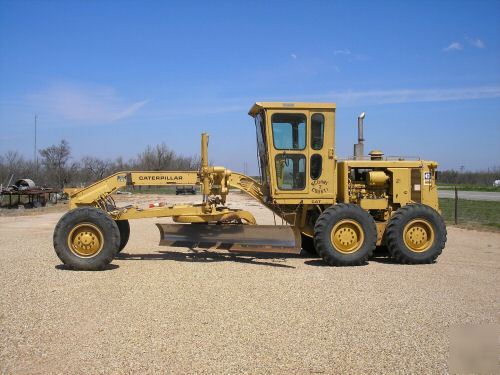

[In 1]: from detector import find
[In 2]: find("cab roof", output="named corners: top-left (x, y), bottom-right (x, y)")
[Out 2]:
top-left (248, 102), bottom-right (336, 117)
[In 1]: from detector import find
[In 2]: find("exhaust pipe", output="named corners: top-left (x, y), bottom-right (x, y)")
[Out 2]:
top-left (353, 112), bottom-right (365, 160)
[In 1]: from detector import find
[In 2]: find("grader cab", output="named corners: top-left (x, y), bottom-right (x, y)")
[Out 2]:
top-left (53, 102), bottom-right (446, 270)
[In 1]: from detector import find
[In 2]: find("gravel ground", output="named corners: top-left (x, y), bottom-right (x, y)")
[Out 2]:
top-left (0, 193), bottom-right (499, 374)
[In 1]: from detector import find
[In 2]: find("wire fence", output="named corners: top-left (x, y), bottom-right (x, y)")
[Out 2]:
top-left (439, 187), bottom-right (500, 230)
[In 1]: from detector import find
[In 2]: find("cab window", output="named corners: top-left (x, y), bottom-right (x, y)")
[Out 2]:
top-left (271, 113), bottom-right (306, 150)
top-left (254, 113), bottom-right (269, 185)
top-left (310, 154), bottom-right (322, 180)
top-left (311, 113), bottom-right (324, 150)
top-left (275, 154), bottom-right (306, 190)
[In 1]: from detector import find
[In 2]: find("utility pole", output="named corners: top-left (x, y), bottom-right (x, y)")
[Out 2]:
top-left (34, 115), bottom-right (38, 178)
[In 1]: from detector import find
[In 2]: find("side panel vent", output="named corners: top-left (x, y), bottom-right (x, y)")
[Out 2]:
top-left (411, 169), bottom-right (422, 202)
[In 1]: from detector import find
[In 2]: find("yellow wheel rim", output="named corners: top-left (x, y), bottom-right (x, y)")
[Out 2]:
top-left (67, 223), bottom-right (104, 258)
top-left (403, 219), bottom-right (434, 252)
top-left (330, 219), bottom-right (364, 254)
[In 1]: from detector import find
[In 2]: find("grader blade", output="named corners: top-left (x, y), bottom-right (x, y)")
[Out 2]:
top-left (157, 224), bottom-right (301, 254)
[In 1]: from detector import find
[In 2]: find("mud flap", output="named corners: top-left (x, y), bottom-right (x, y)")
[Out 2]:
top-left (157, 223), bottom-right (301, 254)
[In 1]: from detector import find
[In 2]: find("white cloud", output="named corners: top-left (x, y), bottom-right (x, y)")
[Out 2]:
top-left (334, 49), bottom-right (351, 55)
top-left (29, 83), bottom-right (149, 123)
top-left (172, 86), bottom-right (500, 115)
top-left (181, 87), bottom-right (500, 118)
top-left (333, 49), bottom-right (367, 62)
top-left (291, 53), bottom-right (297, 59)
top-left (283, 86), bottom-right (500, 106)
top-left (466, 37), bottom-right (485, 48)
top-left (443, 42), bottom-right (463, 52)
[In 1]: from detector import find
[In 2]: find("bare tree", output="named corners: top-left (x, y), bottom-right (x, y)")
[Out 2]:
top-left (112, 156), bottom-right (129, 172)
top-left (0, 151), bottom-right (33, 185)
top-left (4, 151), bottom-right (24, 173)
top-left (1, 140), bottom-right (201, 188)
top-left (137, 143), bottom-right (175, 171)
top-left (82, 156), bottom-right (111, 182)
top-left (38, 140), bottom-right (72, 188)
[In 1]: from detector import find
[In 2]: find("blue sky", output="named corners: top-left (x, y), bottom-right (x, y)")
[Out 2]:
top-left (0, 0), bottom-right (499, 174)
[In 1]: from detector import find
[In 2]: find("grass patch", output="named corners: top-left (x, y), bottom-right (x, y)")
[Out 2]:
top-left (439, 198), bottom-right (500, 231)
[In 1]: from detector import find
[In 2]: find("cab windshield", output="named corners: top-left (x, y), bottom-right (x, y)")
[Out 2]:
top-left (271, 113), bottom-right (306, 150)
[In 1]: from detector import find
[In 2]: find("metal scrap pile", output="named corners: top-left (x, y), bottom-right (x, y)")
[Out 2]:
top-left (0, 179), bottom-right (59, 209)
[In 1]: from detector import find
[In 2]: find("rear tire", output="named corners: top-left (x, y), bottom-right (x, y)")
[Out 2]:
top-left (386, 204), bottom-right (446, 264)
top-left (116, 220), bottom-right (130, 252)
top-left (314, 204), bottom-right (377, 266)
top-left (53, 207), bottom-right (120, 270)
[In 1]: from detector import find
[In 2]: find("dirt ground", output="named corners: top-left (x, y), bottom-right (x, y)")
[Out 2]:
top-left (0, 193), bottom-right (499, 374)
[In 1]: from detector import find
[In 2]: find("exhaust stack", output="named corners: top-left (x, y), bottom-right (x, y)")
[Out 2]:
top-left (353, 112), bottom-right (366, 160)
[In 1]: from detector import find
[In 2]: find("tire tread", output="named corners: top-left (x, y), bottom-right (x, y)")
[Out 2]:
top-left (314, 203), bottom-right (377, 266)
top-left (386, 203), bottom-right (447, 264)
top-left (53, 207), bottom-right (120, 270)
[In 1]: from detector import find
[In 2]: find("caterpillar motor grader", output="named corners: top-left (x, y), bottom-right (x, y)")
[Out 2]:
top-left (53, 102), bottom-right (446, 270)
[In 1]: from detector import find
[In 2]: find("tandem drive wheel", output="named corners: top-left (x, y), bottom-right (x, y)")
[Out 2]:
top-left (53, 207), bottom-right (120, 270)
top-left (314, 204), bottom-right (377, 266)
top-left (386, 204), bottom-right (447, 264)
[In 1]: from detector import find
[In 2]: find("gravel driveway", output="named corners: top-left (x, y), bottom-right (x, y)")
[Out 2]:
top-left (1, 194), bottom-right (499, 374)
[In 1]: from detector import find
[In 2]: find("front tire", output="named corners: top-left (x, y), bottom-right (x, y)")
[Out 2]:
top-left (53, 207), bottom-right (120, 270)
top-left (386, 204), bottom-right (446, 264)
top-left (314, 204), bottom-right (377, 266)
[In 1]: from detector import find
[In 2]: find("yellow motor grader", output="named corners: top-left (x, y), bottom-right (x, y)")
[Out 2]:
top-left (53, 102), bottom-right (446, 270)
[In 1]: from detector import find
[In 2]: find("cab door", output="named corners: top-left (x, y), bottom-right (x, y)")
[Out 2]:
top-left (266, 110), bottom-right (310, 199)
top-left (265, 109), bottom-right (336, 203)
top-left (308, 111), bottom-right (335, 200)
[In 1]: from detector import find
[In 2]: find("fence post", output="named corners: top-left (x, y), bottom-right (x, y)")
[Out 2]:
top-left (454, 186), bottom-right (458, 225)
